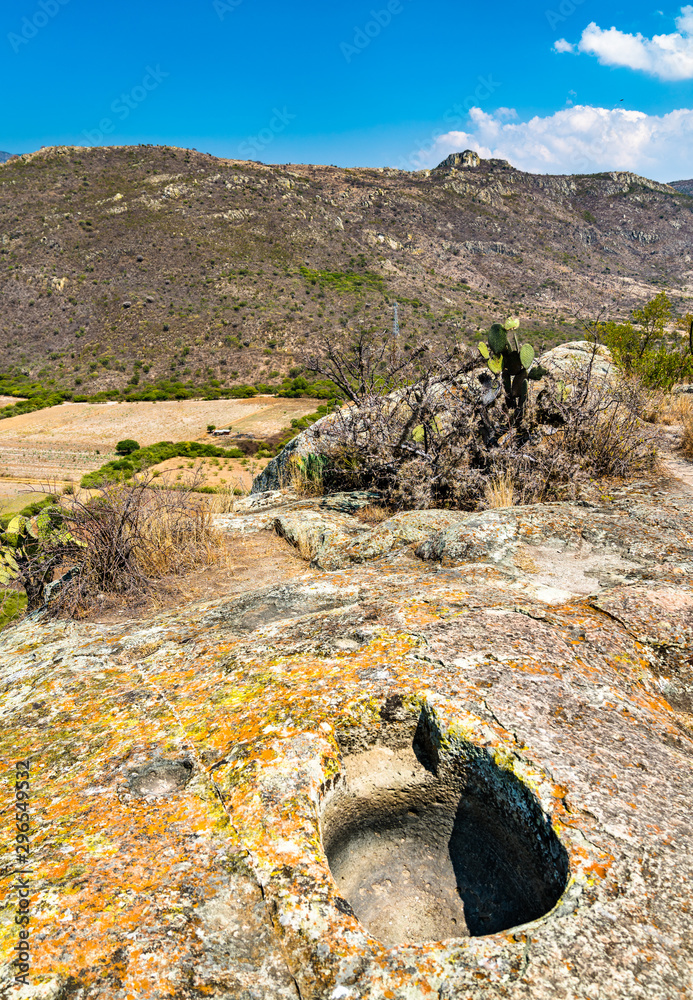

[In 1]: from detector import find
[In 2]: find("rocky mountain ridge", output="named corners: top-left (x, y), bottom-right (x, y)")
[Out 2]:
top-left (1, 144), bottom-right (692, 394)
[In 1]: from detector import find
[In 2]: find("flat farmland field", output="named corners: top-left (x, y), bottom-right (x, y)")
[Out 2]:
top-left (0, 395), bottom-right (320, 491)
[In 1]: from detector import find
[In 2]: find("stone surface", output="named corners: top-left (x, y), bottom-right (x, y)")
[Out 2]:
top-left (250, 416), bottom-right (337, 493)
top-left (1, 471), bottom-right (693, 998)
top-left (535, 340), bottom-right (614, 381)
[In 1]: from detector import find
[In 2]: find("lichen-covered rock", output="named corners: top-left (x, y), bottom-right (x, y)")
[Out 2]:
top-left (251, 414), bottom-right (337, 493)
top-left (1, 474), bottom-right (692, 999)
top-left (274, 508), bottom-right (469, 569)
top-left (539, 340), bottom-right (614, 381)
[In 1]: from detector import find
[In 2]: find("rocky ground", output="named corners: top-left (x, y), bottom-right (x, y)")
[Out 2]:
top-left (0, 457), bottom-right (692, 997)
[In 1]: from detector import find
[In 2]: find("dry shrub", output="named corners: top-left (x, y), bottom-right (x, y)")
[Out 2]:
top-left (542, 399), bottom-right (657, 482)
top-left (49, 478), bottom-right (228, 615)
top-left (314, 344), bottom-right (657, 511)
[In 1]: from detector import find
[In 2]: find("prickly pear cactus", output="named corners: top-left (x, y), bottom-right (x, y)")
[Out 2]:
top-left (0, 506), bottom-right (84, 610)
top-left (478, 317), bottom-right (548, 422)
top-left (0, 547), bottom-right (19, 586)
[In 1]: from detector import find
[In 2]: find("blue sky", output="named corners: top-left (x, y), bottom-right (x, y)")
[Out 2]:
top-left (1, 0), bottom-right (692, 179)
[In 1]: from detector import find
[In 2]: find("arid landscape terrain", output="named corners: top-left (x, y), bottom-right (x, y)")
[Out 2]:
top-left (2, 146), bottom-right (693, 1000)
top-left (0, 394), bottom-right (320, 506)
top-left (1, 145), bottom-right (692, 401)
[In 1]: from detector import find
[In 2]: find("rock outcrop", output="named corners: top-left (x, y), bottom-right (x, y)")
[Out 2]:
top-left (252, 342), bottom-right (616, 496)
top-left (250, 414), bottom-right (336, 493)
top-left (437, 150), bottom-right (482, 170)
top-left (1, 462), bottom-right (692, 998)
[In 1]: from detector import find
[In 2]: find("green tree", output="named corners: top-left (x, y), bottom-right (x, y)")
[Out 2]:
top-left (115, 439), bottom-right (140, 455)
top-left (631, 291), bottom-right (671, 358)
top-left (600, 292), bottom-right (693, 389)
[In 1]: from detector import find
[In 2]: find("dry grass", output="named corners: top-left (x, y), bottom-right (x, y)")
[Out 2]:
top-left (354, 504), bottom-right (393, 525)
top-left (484, 472), bottom-right (515, 509)
top-left (44, 479), bottom-right (231, 616)
top-left (133, 502), bottom-right (227, 578)
top-left (642, 391), bottom-right (693, 425)
top-left (679, 409), bottom-right (693, 460)
top-left (205, 488), bottom-right (241, 515)
top-left (289, 455), bottom-right (325, 497)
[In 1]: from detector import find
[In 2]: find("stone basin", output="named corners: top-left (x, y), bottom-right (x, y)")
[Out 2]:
top-left (322, 710), bottom-right (569, 945)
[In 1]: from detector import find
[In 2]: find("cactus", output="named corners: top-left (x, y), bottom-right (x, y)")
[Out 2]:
top-left (477, 317), bottom-right (548, 424)
top-left (0, 506), bottom-right (84, 610)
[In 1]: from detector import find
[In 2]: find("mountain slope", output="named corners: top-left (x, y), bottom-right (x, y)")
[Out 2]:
top-left (0, 152), bottom-right (14, 164)
top-left (670, 179), bottom-right (693, 197)
top-left (1, 144), bottom-right (692, 395)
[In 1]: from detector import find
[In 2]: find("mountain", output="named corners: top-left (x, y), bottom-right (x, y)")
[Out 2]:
top-left (670, 179), bottom-right (693, 197)
top-left (0, 151), bottom-right (15, 164)
top-left (1, 144), bottom-right (692, 395)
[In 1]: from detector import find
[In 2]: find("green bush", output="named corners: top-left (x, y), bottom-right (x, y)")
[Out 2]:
top-left (81, 441), bottom-right (245, 488)
top-left (299, 266), bottom-right (384, 295)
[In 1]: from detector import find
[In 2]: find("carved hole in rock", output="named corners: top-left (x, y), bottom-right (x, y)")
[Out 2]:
top-left (127, 759), bottom-right (193, 799)
top-left (321, 708), bottom-right (569, 947)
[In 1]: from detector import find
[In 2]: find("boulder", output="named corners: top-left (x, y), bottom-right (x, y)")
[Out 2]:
top-left (251, 413), bottom-right (337, 493)
top-left (252, 342), bottom-right (616, 496)
top-left (1, 468), bottom-right (692, 998)
top-left (539, 340), bottom-right (614, 381)
top-left (437, 150), bottom-right (482, 170)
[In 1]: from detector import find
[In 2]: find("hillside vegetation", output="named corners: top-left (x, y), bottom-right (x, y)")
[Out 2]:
top-left (1, 144), bottom-right (692, 401)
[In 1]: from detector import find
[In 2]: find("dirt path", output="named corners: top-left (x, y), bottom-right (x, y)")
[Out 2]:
top-left (661, 453), bottom-right (693, 494)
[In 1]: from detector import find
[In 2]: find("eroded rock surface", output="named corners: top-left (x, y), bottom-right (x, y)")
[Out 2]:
top-left (1, 474), bottom-right (692, 999)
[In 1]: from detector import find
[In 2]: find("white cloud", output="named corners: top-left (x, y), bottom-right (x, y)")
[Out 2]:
top-left (568, 5), bottom-right (693, 80)
top-left (553, 38), bottom-right (575, 54)
top-left (412, 105), bottom-right (693, 182)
